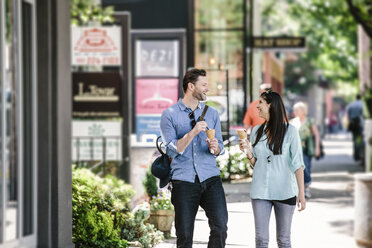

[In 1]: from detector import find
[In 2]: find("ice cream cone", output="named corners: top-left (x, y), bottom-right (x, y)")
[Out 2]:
top-left (206, 129), bottom-right (215, 154)
top-left (206, 129), bottom-right (215, 140)
top-left (237, 129), bottom-right (248, 154)
top-left (237, 129), bottom-right (247, 139)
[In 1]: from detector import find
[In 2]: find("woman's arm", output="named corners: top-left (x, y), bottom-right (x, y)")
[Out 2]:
top-left (239, 139), bottom-right (256, 167)
top-left (295, 168), bottom-right (306, 211)
top-left (312, 124), bottom-right (321, 157)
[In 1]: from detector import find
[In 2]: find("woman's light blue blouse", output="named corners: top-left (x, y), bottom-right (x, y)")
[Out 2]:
top-left (250, 124), bottom-right (305, 200)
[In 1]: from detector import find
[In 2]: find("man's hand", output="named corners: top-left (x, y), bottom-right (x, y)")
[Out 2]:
top-left (192, 121), bottom-right (207, 136)
top-left (206, 138), bottom-right (220, 155)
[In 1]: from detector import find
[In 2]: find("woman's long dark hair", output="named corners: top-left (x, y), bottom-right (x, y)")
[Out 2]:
top-left (252, 91), bottom-right (289, 155)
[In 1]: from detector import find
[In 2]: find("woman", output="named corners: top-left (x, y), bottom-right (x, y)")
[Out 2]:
top-left (291, 102), bottom-right (321, 198)
top-left (239, 90), bottom-right (306, 248)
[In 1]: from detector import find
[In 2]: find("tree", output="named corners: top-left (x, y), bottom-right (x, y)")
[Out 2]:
top-left (261, 0), bottom-right (359, 94)
top-left (346, 0), bottom-right (372, 38)
top-left (70, 0), bottom-right (114, 26)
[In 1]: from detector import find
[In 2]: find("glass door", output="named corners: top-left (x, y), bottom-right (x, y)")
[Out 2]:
top-left (0, 0), bottom-right (37, 246)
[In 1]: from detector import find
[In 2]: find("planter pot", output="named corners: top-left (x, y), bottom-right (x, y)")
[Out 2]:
top-left (354, 173), bottom-right (372, 247)
top-left (149, 209), bottom-right (175, 234)
top-left (365, 120), bottom-right (372, 172)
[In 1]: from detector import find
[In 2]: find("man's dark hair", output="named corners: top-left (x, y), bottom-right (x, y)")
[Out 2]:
top-left (356, 94), bottom-right (361, 100)
top-left (183, 68), bottom-right (206, 93)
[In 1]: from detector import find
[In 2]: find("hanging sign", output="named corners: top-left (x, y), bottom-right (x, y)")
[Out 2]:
top-left (72, 72), bottom-right (122, 117)
top-left (71, 26), bottom-right (122, 66)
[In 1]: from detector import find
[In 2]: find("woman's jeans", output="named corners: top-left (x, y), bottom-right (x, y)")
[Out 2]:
top-left (252, 199), bottom-right (295, 248)
top-left (303, 153), bottom-right (312, 187)
top-left (171, 176), bottom-right (228, 248)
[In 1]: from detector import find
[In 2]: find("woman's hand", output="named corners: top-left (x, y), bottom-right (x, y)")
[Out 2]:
top-left (297, 192), bottom-right (306, 211)
top-left (239, 139), bottom-right (249, 154)
top-left (314, 146), bottom-right (320, 158)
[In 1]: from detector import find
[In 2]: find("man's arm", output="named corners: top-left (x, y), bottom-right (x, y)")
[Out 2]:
top-left (177, 121), bottom-right (207, 153)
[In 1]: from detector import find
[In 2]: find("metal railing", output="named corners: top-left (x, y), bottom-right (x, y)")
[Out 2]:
top-left (72, 136), bottom-right (122, 176)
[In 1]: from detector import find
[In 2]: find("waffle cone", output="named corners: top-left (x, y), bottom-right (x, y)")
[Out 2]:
top-left (237, 129), bottom-right (247, 139)
top-left (206, 129), bottom-right (215, 140)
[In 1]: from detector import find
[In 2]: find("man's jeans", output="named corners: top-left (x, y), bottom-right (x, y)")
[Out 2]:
top-left (252, 199), bottom-right (295, 248)
top-left (171, 176), bottom-right (228, 248)
top-left (351, 131), bottom-right (363, 161)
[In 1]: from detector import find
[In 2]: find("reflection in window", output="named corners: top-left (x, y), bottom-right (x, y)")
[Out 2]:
top-left (22, 1), bottom-right (34, 236)
top-left (0, 0), bottom-right (3, 243)
top-left (195, 30), bottom-right (245, 125)
top-left (5, 0), bottom-right (18, 241)
top-left (195, 0), bottom-right (244, 30)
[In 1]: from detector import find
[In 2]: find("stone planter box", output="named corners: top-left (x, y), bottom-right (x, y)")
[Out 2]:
top-left (365, 119), bottom-right (372, 172)
top-left (354, 173), bottom-right (372, 247)
top-left (149, 209), bottom-right (175, 235)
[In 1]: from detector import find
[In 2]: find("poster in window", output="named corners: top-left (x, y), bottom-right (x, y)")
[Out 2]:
top-left (136, 78), bottom-right (179, 114)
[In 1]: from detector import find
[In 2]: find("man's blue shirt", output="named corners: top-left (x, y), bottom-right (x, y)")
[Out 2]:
top-left (160, 99), bottom-right (225, 183)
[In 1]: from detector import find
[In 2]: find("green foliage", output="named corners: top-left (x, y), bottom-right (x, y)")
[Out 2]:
top-left (262, 0), bottom-right (359, 95)
top-left (346, 0), bottom-right (372, 38)
top-left (72, 168), bottom-right (163, 248)
top-left (71, 0), bottom-right (115, 26)
top-left (363, 86), bottom-right (372, 118)
top-left (121, 203), bottom-right (164, 248)
top-left (143, 168), bottom-right (158, 198)
top-left (216, 145), bottom-right (253, 180)
top-left (150, 190), bottom-right (174, 211)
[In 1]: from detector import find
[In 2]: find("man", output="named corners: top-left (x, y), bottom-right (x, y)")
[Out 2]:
top-left (243, 83), bottom-right (272, 131)
top-left (160, 68), bottom-right (228, 248)
top-left (347, 94), bottom-right (364, 161)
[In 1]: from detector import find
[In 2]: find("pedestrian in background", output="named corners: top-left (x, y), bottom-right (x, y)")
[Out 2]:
top-left (346, 94), bottom-right (364, 162)
top-left (243, 83), bottom-right (272, 132)
top-left (239, 90), bottom-right (306, 248)
top-left (291, 102), bottom-right (321, 199)
top-left (160, 68), bottom-right (228, 248)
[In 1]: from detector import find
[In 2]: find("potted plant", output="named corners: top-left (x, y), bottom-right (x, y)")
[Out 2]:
top-left (149, 189), bottom-right (174, 236)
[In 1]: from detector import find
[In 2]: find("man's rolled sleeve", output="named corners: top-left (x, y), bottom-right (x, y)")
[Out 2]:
top-left (213, 110), bottom-right (225, 156)
top-left (160, 110), bottom-right (182, 159)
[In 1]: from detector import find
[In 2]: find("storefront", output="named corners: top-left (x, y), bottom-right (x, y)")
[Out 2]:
top-left (0, 0), bottom-right (73, 247)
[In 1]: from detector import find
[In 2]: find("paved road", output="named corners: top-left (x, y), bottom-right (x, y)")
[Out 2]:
top-left (156, 133), bottom-right (366, 248)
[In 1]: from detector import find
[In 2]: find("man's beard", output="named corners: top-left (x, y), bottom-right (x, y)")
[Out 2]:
top-left (192, 90), bottom-right (206, 101)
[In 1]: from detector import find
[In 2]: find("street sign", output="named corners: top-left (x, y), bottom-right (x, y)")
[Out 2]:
top-left (247, 36), bottom-right (306, 52)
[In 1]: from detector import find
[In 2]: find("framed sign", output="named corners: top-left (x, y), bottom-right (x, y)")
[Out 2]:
top-left (72, 121), bottom-right (122, 161)
top-left (135, 116), bottom-right (161, 143)
top-left (131, 29), bottom-right (186, 146)
top-left (71, 26), bottom-right (122, 66)
top-left (72, 72), bottom-right (122, 117)
top-left (135, 40), bottom-right (179, 77)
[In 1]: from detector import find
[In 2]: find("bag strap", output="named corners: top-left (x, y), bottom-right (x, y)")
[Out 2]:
top-left (198, 105), bottom-right (209, 121)
top-left (156, 106), bottom-right (208, 156)
top-left (156, 136), bottom-right (166, 155)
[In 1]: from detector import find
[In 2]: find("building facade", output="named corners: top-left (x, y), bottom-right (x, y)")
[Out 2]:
top-left (0, 0), bottom-right (73, 247)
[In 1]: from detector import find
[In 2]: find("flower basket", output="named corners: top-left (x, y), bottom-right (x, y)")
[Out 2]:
top-left (149, 209), bottom-right (175, 234)
top-left (149, 190), bottom-right (175, 235)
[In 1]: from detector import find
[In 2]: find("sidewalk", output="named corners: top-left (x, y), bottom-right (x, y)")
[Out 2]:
top-left (155, 133), bottom-right (365, 248)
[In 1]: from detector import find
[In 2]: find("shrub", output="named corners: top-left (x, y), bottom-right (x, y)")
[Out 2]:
top-left (72, 168), bottom-right (163, 247)
top-left (216, 145), bottom-right (253, 180)
top-left (143, 167), bottom-right (158, 198)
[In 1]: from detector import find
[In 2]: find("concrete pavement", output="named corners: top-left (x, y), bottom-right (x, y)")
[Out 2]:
top-left (155, 133), bottom-right (365, 248)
